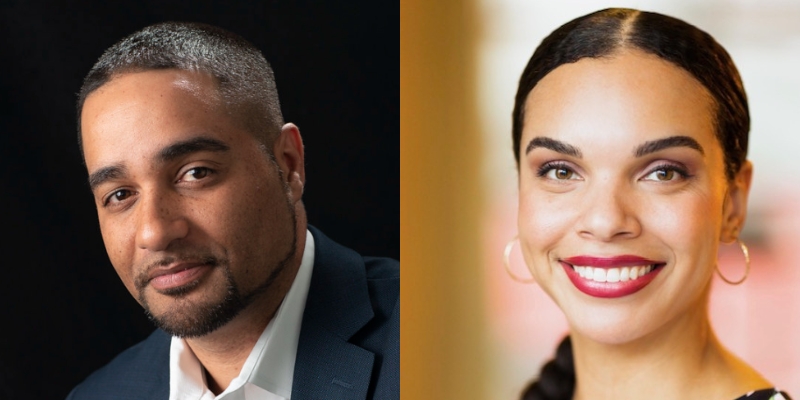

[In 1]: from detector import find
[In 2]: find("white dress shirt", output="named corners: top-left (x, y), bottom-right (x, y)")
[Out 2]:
top-left (168, 230), bottom-right (315, 400)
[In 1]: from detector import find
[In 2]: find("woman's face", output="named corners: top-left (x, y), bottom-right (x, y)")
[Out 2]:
top-left (517, 49), bottom-right (751, 344)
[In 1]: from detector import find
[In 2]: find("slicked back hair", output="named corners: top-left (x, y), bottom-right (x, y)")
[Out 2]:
top-left (512, 8), bottom-right (749, 181)
top-left (77, 21), bottom-right (284, 159)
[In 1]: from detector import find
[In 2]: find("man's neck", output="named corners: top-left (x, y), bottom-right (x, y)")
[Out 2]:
top-left (184, 227), bottom-right (307, 395)
top-left (186, 296), bottom-right (280, 395)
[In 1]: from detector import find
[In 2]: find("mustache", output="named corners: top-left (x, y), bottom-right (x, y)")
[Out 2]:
top-left (133, 253), bottom-right (223, 291)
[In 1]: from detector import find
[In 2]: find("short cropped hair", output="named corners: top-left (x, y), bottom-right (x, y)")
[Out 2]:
top-left (77, 21), bottom-right (284, 157)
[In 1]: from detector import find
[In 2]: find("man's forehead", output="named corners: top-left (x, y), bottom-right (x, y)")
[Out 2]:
top-left (81, 70), bottom-right (229, 172)
top-left (84, 69), bottom-right (221, 110)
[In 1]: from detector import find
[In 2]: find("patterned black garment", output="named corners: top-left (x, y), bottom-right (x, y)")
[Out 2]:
top-left (735, 389), bottom-right (792, 400)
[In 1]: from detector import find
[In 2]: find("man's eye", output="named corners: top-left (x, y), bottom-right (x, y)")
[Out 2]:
top-left (104, 190), bottom-right (132, 206)
top-left (182, 167), bottom-right (212, 182)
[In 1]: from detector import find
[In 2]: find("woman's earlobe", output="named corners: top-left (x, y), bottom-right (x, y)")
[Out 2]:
top-left (720, 225), bottom-right (739, 244)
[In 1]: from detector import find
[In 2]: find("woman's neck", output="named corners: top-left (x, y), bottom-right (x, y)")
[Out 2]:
top-left (571, 301), bottom-right (770, 400)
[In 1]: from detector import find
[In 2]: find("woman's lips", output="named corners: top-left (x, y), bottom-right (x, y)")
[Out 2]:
top-left (560, 255), bottom-right (665, 298)
top-left (562, 255), bottom-right (661, 267)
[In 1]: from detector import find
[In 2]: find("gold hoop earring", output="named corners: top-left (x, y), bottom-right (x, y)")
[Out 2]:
top-left (503, 235), bottom-right (536, 284)
top-left (716, 239), bottom-right (750, 285)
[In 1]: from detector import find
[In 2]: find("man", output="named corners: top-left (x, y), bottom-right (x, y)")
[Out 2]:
top-left (67, 22), bottom-right (399, 400)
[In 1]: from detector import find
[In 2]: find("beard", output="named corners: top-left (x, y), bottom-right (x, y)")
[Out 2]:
top-left (137, 196), bottom-right (298, 339)
top-left (141, 259), bottom-right (245, 338)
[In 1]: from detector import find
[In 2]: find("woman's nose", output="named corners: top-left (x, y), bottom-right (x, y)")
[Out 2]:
top-left (575, 180), bottom-right (642, 242)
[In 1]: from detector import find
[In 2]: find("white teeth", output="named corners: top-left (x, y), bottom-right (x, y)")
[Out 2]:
top-left (593, 268), bottom-right (606, 282)
top-left (606, 268), bottom-right (620, 283)
top-left (572, 264), bottom-right (657, 282)
top-left (620, 267), bottom-right (630, 282)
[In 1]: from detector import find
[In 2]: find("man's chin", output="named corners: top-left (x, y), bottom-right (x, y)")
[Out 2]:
top-left (140, 282), bottom-right (246, 338)
top-left (144, 297), bottom-right (246, 338)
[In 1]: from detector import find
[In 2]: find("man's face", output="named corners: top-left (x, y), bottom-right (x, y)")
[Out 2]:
top-left (81, 69), bottom-right (305, 338)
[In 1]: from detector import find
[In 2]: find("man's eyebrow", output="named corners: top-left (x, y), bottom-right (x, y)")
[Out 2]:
top-left (157, 137), bottom-right (231, 163)
top-left (87, 137), bottom-right (230, 191)
top-left (88, 165), bottom-right (127, 192)
top-left (634, 135), bottom-right (704, 157)
top-left (525, 137), bottom-right (582, 158)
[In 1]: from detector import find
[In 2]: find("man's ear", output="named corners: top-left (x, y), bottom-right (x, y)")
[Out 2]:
top-left (272, 122), bottom-right (305, 203)
top-left (720, 160), bottom-right (753, 243)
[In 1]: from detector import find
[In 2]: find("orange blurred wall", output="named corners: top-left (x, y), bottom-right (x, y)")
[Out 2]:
top-left (401, 0), bottom-right (488, 398)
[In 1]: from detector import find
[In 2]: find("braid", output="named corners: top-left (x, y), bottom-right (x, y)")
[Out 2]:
top-left (520, 336), bottom-right (575, 400)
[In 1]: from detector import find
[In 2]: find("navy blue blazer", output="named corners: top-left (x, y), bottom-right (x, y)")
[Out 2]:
top-left (66, 227), bottom-right (399, 400)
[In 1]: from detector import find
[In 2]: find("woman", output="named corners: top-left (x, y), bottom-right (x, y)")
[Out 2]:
top-left (509, 8), bottom-right (791, 400)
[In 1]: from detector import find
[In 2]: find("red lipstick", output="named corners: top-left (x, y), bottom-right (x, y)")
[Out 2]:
top-left (563, 255), bottom-right (660, 267)
top-left (560, 255), bottom-right (664, 298)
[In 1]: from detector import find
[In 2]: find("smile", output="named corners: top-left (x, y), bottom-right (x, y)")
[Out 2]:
top-left (560, 255), bottom-right (665, 298)
top-left (572, 264), bottom-right (655, 283)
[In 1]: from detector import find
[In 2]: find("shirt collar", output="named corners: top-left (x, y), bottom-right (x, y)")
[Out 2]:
top-left (168, 229), bottom-right (316, 400)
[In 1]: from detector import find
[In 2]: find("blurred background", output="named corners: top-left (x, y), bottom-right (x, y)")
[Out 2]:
top-left (402, 0), bottom-right (800, 398)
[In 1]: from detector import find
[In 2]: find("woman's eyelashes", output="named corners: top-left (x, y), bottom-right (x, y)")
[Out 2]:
top-left (537, 161), bottom-right (581, 180)
top-left (535, 160), bottom-right (692, 183)
top-left (640, 163), bottom-right (692, 182)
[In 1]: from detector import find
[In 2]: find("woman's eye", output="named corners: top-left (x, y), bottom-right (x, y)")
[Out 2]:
top-left (642, 166), bottom-right (686, 182)
top-left (548, 168), bottom-right (575, 180)
top-left (182, 167), bottom-right (211, 182)
top-left (537, 162), bottom-right (579, 180)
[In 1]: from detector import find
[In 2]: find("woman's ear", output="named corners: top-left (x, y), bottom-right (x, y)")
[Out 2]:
top-left (721, 160), bottom-right (753, 243)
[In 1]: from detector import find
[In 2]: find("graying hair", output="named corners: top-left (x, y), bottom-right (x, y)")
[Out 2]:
top-left (77, 21), bottom-right (284, 157)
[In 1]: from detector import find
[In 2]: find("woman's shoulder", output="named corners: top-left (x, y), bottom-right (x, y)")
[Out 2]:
top-left (734, 389), bottom-right (792, 400)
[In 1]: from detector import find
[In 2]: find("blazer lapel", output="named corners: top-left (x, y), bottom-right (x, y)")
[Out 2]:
top-left (292, 227), bottom-right (376, 400)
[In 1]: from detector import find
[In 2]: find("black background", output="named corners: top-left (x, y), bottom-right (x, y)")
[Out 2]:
top-left (0, 1), bottom-right (397, 398)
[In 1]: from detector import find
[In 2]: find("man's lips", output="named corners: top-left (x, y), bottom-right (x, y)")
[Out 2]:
top-left (561, 255), bottom-right (663, 268)
top-left (146, 262), bottom-right (214, 292)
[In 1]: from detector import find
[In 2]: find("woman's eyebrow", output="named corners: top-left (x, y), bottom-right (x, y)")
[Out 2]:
top-left (634, 136), bottom-right (704, 157)
top-left (525, 135), bottom-right (704, 159)
top-left (525, 137), bottom-right (582, 158)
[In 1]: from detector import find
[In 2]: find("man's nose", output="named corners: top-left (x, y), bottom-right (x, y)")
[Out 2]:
top-left (134, 191), bottom-right (189, 251)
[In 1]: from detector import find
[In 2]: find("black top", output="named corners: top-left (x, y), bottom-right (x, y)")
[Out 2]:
top-left (735, 389), bottom-right (792, 400)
